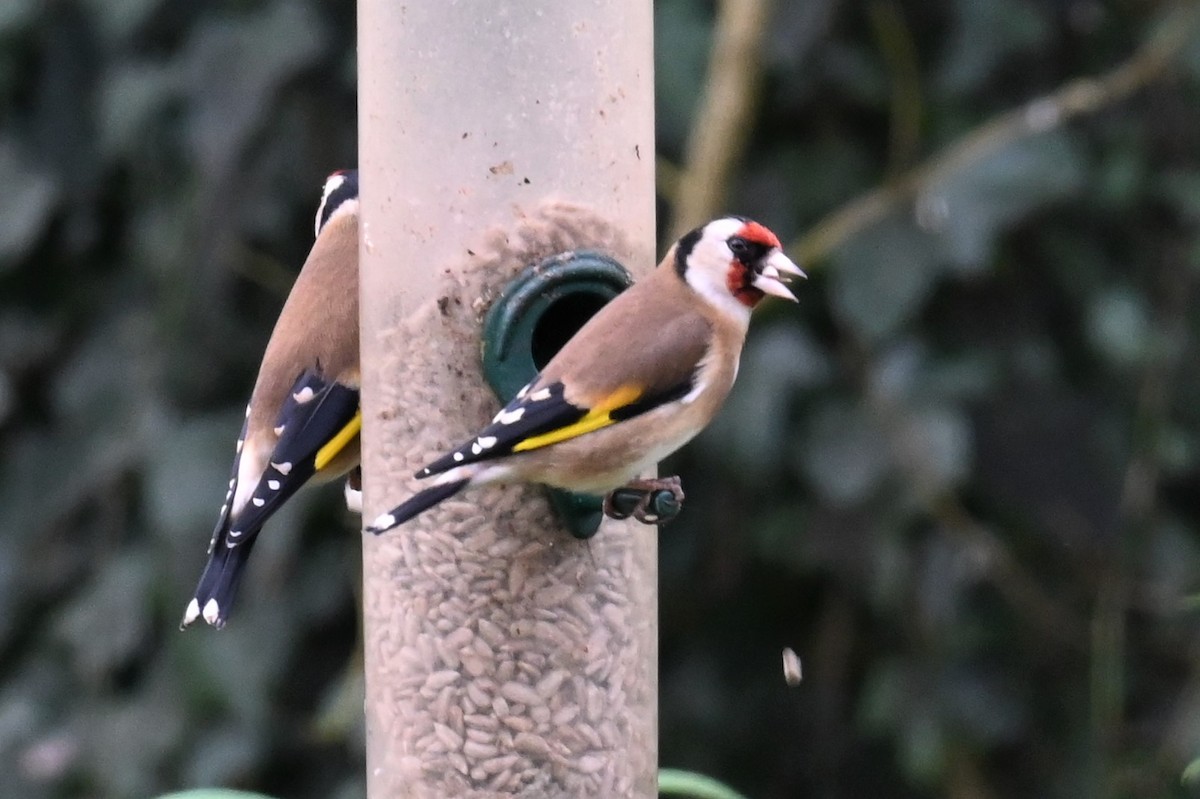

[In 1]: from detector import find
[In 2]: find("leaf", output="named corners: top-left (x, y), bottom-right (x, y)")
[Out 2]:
top-left (0, 137), bottom-right (59, 266)
top-left (0, 309), bottom-right (61, 373)
top-left (0, 0), bottom-right (36, 36)
top-left (1145, 520), bottom-right (1200, 610)
top-left (654, 0), bottom-right (713, 152)
top-left (181, 2), bottom-right (328, 173)
top-left (1183, 757), bottom-right (1200, 786)
top-left (53, 312), bottom-right (153, 431)
top-left (658, 769), bottom-right (751, 799)
top-left (1086, 288), bottom-right (1152, 368)
top-left (894, 405), bottom-right (973, 494)
top-left (77, 0), bottom-right (160, 48)
top-left (941, 669), bottom-right (1027, 743)
top-left (822, 41), bottom-right (890, 107)
top-left (870, 341), bottom-right (998, 405)
top-left (1163, 4), bottom-right (1200, 83)
top-left (84, 685), bottom-right (188, 798)
top-left (96, 62), bottom-right (180, 161)
top-left (55, 551), bottom-right (154, 681)
top-left (920, 130), bottom-right (1085, 273)
top-left (699, 324), bottom-right (833, 478)
top-left (177, 728), bottom-right (267, 793)
top-left (797, 402), bottom-right (892, 505)
top-left (858, 658), bottom-right (907, 732)
top-left (937, 0), bottom-right (1049, 96)
top-left (1157, 169), bottom-right (1200, 223)
top-left (145, 411), bottom-right (247, 542)
top-left (765, 0), bottom-right (835, 73)
top-left (899, 709), bottom-right (946, 785)
top-left (829, 212), bottom-right (942, 340)
top-left (0, 371), bottom-right (12, 427)
top-left (868, 339), bottom-right (926, 403)
top-left (764, 140), bottom-right (875, 225)
top-left (156, 793), bottom-right (278, 799)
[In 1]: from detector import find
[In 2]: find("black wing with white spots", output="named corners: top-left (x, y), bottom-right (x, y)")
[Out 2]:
top-left (206, 409), bottom-right (250, 553)
top-left (184, 369), bottom-right (359, 628)
top-left (416, 381), bottom-right (586, 478)
top-left (224, 370), bottom-right (359, 544)
top-left (415, 372), bottom-right (696, 480)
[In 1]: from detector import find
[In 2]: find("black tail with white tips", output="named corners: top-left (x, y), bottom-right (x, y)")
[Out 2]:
top-left (365, 478), bottom-right (470, 535)
top-left (181, 533), bottom-right (259, 630)
top-left (182, 370), bottom-right (361, 630)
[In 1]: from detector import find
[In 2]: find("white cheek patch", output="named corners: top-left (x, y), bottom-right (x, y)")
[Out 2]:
top-left (685, 250), bottom-right (753, 324)
top-left (314, 174), bottom-right (349, 237)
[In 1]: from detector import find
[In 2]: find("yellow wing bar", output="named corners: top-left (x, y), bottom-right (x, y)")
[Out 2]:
top-left (512, 385), bottom-right (641, 453)
top-left (315, 409), bottom-right (362, 470)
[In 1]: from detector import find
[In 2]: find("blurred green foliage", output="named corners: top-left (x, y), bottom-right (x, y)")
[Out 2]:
top-left (1, 1), bottom-right (1199, 798)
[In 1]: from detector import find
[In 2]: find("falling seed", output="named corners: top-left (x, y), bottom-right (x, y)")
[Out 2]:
top-left (782, 647), bottom-right (803, 686)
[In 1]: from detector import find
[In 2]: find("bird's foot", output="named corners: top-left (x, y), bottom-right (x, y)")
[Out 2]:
top-left (603, 476), bottom-right (685, 524)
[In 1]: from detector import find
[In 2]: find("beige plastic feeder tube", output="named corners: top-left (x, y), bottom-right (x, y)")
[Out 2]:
top-left (358, 2), bottom-right (656, 797)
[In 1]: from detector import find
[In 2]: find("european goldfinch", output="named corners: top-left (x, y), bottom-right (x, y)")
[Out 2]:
top-left (366, 216), bottom-right (803, 534)
top-left (182, 169), bottom-right (361, 629)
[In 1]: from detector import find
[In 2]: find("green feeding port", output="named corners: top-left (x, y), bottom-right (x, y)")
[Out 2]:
top-left (482, 250), bottom-right (634, 539)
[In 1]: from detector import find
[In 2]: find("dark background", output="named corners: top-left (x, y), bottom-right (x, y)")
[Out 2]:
top-left (3, 1), bottom-right (1200, 797)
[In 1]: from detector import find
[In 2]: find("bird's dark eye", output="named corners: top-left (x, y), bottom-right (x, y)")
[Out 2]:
top-left (728, 237), bottom-right (751, 260)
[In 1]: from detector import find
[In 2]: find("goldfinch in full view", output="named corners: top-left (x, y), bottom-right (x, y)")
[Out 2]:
top-left (366, 216), bottom-right (804, 534)
top-left (182, 169), bottom-right (361, 629)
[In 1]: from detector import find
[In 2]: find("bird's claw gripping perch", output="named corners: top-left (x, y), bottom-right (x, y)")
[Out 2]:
top-left (603, 476), bottom-right (685, 524)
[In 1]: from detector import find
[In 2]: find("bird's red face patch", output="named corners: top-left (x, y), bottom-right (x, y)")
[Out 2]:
top-left (725, 221), bottom-right (782, 306)
top-left (726, 261), bottom-right (763, 307)
top-left (737, 221), bottom-right (781, 249)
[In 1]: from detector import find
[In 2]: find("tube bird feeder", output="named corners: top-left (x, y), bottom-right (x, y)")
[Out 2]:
top-left (357, 2), bottom-right (656, 797)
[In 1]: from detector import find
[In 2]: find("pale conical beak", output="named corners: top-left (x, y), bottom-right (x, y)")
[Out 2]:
top-left (752, 251), bottom-right (806, 301)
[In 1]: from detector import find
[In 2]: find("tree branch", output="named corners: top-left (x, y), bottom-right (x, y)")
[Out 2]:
top-left (668, 0), bottom-right (775, 242)
top-left (792, 2), bottom-right (1200, 265)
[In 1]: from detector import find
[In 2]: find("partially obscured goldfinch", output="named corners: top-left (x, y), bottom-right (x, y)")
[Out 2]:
top-left (366, 216), bottom-right (803, 534)
top-left (182, 169), bottom-right (360, 629)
